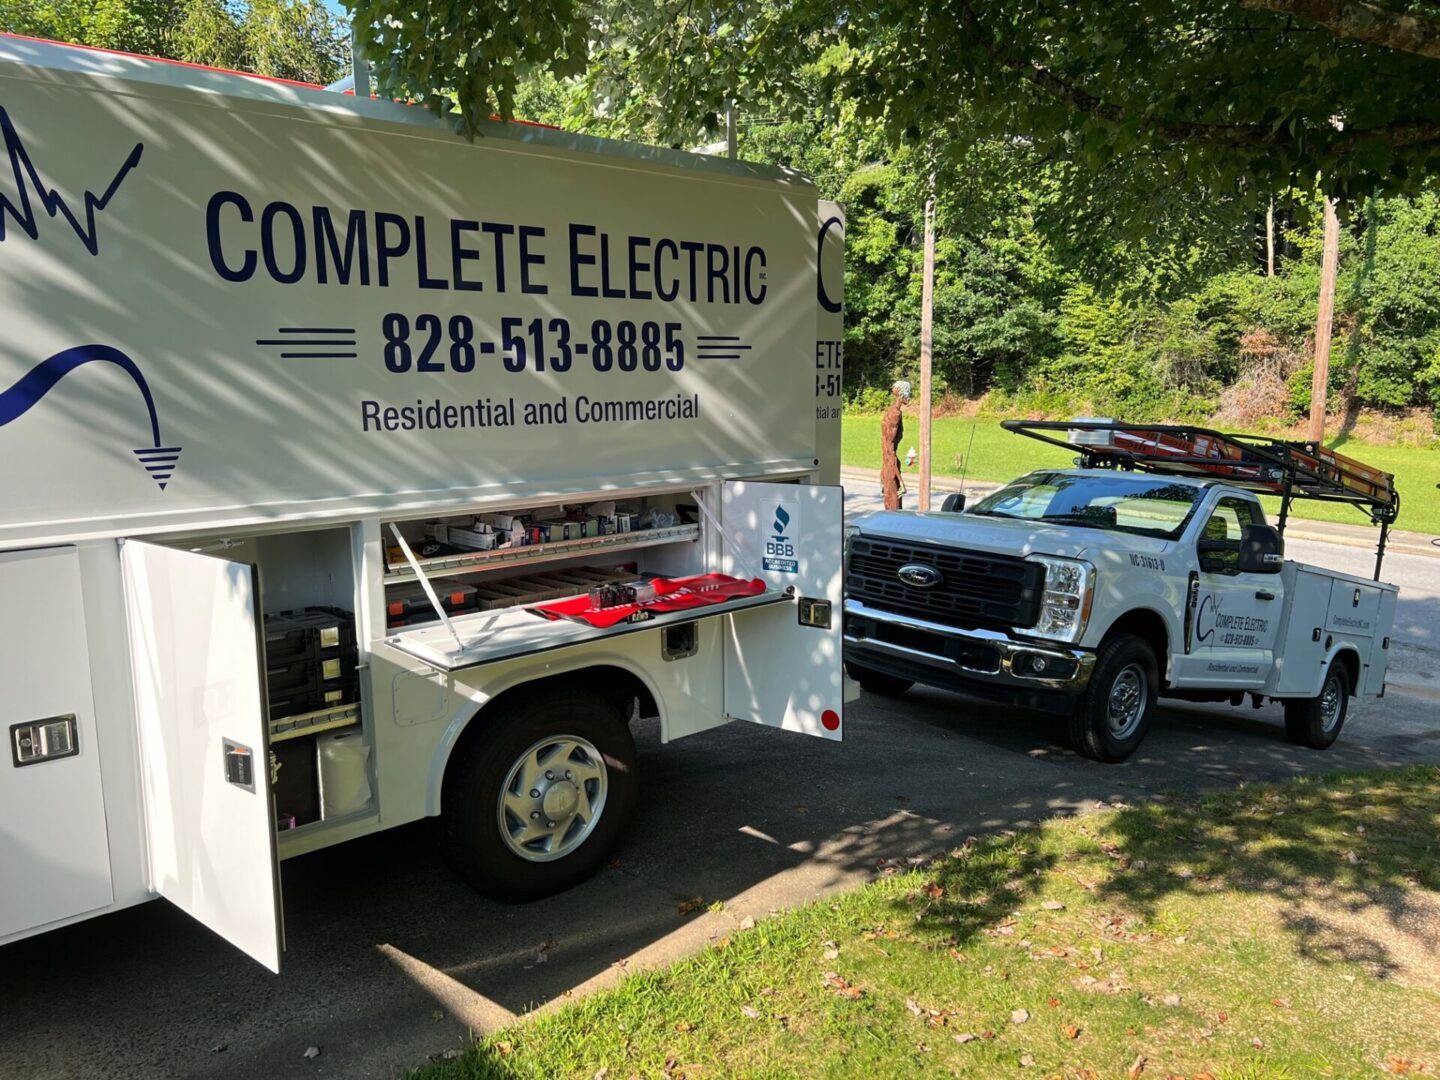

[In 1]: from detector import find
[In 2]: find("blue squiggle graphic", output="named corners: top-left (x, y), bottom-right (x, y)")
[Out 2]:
top-left (0, 106), bottom-right (144, 256)
top-left (0, 344), bottom-right (163, 447)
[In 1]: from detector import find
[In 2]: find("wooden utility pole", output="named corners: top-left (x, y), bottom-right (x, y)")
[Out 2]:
top-left (1308, 196), bottom-right (1340, 443)
top-left (1265, 200), bottom-right (1275, 277)
top-left (918, 186), bottom-right (935, 511)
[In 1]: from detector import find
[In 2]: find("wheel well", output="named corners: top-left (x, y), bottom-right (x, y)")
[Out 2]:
top-left (1104, 609), bottom-right (1170, 683)
top-left (1331, 648), bottom-right (1361, 697)
top-left (453, 664), bottom-right (656, 750)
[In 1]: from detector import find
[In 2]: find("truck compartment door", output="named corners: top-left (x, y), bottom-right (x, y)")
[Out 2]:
top-left (721, 480), bottom-right (845, 740)
top-left (0, 548), bottom-right (113, 941)
top-left (120, 540), bottom-right (283, 973)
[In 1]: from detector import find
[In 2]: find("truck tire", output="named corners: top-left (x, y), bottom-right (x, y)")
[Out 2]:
top-left (845, 661), bottom-right (914, 698)
top-left (1283, 664), bottom-right (1350, 749)
top-left (1067, 634), bottom-right (1157, 763)
top-left (436, 686), bottom-right (638, 902)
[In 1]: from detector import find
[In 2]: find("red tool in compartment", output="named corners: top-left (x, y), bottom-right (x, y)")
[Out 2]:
top-left (528, 574), bottom-right (767, 629)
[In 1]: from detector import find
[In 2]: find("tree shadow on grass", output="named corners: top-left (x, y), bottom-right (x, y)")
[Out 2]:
top-left (1095, 769), bottom-right (1440, 986)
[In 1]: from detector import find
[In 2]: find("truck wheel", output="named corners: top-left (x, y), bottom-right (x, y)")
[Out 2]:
top-left (437, 687), bottom-right (638, 902)
top-left (1067, 634), bottom-right (1157, 763)
top-left (845, 661), bottom-right (914, 698)
top-left (1283, 664), bottom-right (1350, 749)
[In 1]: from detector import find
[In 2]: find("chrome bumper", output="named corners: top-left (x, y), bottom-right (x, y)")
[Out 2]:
top-left (843, 598), bottom-right (1095, 692)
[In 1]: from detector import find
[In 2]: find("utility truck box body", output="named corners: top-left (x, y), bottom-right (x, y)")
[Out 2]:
top-left (0, 36), bottom-right (847, 972)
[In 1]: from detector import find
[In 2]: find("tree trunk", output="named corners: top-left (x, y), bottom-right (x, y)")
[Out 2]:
top-left (1308, 197), bottom-right (1340, 443)
top-left (1266, 200), bottom-right (1275, 276)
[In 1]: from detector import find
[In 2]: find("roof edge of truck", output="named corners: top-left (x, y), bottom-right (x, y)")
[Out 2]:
top-left (0, 33), bottom-right (815, 188)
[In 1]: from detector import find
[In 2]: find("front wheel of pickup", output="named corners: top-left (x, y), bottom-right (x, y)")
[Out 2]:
top-left (845, 661), bottom-right (914, 698)
top-left (1283, 664), bottom-right (1349, 749)
top-left (1067, 634), bottom-right (1157, 763)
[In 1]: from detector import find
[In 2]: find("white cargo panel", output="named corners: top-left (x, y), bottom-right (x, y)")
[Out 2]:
top-left (0, 39), bottom-right (822, 549)
top-left (0, 547), bottom-right (113, 940)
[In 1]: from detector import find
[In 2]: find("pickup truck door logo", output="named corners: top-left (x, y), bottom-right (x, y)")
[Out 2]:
top-left (898, 563), bottom-right (943, 588)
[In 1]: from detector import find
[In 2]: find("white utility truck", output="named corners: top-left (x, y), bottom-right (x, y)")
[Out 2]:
top-left (0, 36), bottom-right (850, 973)
top-left (844, 420), bottom-right (1400, 762)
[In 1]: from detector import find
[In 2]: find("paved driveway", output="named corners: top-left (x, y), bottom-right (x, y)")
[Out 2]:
top-left (2, 485), bottom-right (1437, 1080)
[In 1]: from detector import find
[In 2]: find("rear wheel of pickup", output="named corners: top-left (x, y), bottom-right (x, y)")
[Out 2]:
top-left (1068, 634), bottom-right (1157, 763)
top-left (846, 661), bottom-right (914, 698)
top-left (437, 687), bottom-right (638, 902)
top-left (1283, 664), bottom-right (1349, 749)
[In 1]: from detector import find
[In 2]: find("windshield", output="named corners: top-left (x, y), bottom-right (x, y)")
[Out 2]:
top-left (969, 472), bottom-right (1203, 540)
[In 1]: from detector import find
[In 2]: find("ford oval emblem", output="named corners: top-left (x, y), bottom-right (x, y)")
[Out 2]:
top-left (897, 563), bottom-right (943, 589)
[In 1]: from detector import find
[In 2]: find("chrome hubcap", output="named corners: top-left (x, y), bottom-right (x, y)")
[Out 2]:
top-left (497, 735), bottom-right (608, 863)
top-left (1107, 663), bottom-right (1147, 740)
top-left (1320, 675), bottom-right (1344, 732)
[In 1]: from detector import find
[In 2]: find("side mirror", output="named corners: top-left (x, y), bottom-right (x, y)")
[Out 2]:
top-left (1237, 523), bottom-right (1284, 575)
top-left (940, 492), bottom-right (966, 513)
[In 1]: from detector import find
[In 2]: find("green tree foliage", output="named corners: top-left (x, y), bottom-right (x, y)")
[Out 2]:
top-left (352, 0), bottom-right (1440, 218)
top-left (2, 0), bottom-right (347, 84)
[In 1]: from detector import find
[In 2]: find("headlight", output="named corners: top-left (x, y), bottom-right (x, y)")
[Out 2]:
top-left (1022, 555), bottom-right (1095, 644)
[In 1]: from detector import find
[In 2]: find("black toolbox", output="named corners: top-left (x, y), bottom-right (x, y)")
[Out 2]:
top-left (263, 606), bottom-right (357, 665)
top-left (384, 582), bottom-right (477, 628)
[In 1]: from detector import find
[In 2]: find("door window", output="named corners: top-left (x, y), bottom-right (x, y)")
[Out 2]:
top-left (1199, 498), bottom-right (1262, 573)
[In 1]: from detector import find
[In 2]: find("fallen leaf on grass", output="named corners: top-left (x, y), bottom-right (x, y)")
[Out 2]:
top-left (822, 972), bottom-right (864, 1000)
top-left (1019, 1053), bottom-right (1036, 1067)
top-left (593, 1069), bottom-right (608, 1080)
top-left (1252, 1037), bottom-right (1265, 1049)
top-left (823, 947), bottom-right (840, 960)
top-left (1011, 1008), bottom-right (1030, 1024)
top-left (739, 1005), bottom-right (761, 1020)
top-left (1127, 1054), bottom-right (1146, 1078)
top-left (675, 1021), bottom-right (694, 1034)
top-left (1041, 900), bottom-right (1066, 911)
top-left (954, 1033), bottom-right (976, 1044)
top-left (1062, 1024), bottom-right (1081, 1040)
top-left (1271, 996), bottom-right (1291, 1009)
top-left (922, 881), bottom-right (945, 899)
top-left (1199, 1027), bottom-right (1214, 1039)
top-left (1384, 1057), bottom-right (1418, 1075)
top-left (494, 1042), bottom-right (513, 1057)
top-left (1162, 994), bottom-right (1182, 1007)
top-left (677, 898), bottom-right (704, 916)
top-left (738, 916), bottom-right (755, 931)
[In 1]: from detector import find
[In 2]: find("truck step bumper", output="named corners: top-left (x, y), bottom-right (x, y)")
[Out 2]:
top-left (843, 598), bottom-right (1095, 713)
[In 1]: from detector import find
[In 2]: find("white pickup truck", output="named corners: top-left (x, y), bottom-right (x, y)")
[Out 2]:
top-left (844, 421), bottom-right (1401, 762)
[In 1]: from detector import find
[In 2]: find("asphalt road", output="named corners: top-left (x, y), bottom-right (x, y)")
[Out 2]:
top-left (2, 490), bottom-right (1437, 1080)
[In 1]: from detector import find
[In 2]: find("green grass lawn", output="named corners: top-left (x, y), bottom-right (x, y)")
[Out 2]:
top-left (841, 416), bottom-right (1440, 536)
top-left (413, 767), bottom-right (1440, 1080)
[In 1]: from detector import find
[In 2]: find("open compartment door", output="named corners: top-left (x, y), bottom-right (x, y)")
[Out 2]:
top-left (120, 540), bottom-right (283, 973)
top-left (721, 481), bottom-right (845, 740)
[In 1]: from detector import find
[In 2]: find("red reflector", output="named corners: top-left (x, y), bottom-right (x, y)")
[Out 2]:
top-left (821, 709), bottom-right (840, 731)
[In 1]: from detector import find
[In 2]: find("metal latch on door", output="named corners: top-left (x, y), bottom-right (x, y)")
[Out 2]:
top-left (10, 715), bottom-right (78, 766)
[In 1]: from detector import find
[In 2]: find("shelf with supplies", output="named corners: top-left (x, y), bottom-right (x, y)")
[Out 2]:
top-left (383, 523), bottom-right (700, 583)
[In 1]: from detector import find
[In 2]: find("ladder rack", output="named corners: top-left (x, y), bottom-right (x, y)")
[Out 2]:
top-left (1001, 419), bottom-right (1400, 578)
